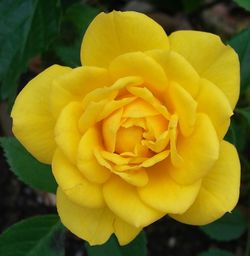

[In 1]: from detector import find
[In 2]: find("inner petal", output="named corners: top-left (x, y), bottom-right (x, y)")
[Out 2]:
top-left (115, 126), bottom-right (143, 154)
top-left (123, 98), bottom-right (158, 118)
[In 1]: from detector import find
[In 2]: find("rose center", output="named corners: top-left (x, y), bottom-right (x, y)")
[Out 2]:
top-left (115, 126), bottom-right (143, 154)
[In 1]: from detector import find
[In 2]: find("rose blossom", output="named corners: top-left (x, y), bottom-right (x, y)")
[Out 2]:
top-left (11, 11), bottom-right (240, 245)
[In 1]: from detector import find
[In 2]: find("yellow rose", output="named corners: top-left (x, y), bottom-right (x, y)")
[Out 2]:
top-left (11, 11), bottom-right (240, 245)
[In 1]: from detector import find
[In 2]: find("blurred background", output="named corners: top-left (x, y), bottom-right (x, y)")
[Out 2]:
top-left (0, 0), bottom-right (250, 255)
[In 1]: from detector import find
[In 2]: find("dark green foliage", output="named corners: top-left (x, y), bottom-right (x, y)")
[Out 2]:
top-left (200, 209), bottom-right (247, 241)
top-left (229, 27), bottom-right (250, 94)
top-left (0, 215), bottom-right (65, 256)
top-left (0, 0), bottom-right (61, 101)
top-left (234, 0), bottom-right (250, 11)
top-left (86, 232), bottom-right (147, 256)
top-left (54, 3), bottom-right (99, 67)
top-left (0, 137), bottom-right (57, 193)
top-left (198, 248), bottom-right (234, 256)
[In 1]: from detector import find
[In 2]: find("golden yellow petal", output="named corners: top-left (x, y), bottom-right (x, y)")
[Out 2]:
top-left (81, 11), bottom-right (169, 67)
top-left (109, 52), bottom-right (168, 96)
top-left (52, 149), bottom-right (104, 208)
top-left (170, 141), bottom-right (240, 225)
top-left (114, 217), bottom-right (141, 245)
top-left (168, 81), bottom-right (197, 136)
top-left (169, 31), bottom-right (240, 108)
top-left (11, 65), bottom-right (71, 164)
top-left (168, 114), bottom-right (219, 184)
top-left (57, 188), bottom-right (114, 245)
top-left (147, 49), bottom-right (200, 97)
top-left (103, 176), bottom-right (164, 227)
top-left (55, 102), bottom-right (82, 163)
top-left (196, 78), bottom-right (233, 139)
top-left (50, 66), bottom-right (110, 118)
top-left (77, 127), bottom-right (111, 183)
top-left (138, 165), bottom-right (201, 213)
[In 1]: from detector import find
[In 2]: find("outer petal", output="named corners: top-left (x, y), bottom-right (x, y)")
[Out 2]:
top-left (138, 166), bottom-right (201, 213)
top-left (168, 114), bottom-right (219, 184)
top-left (114, 218), bottom-right (142, 245)
top-left (52, 149), bottom-right (104, 208)
top-left (169, 31), bottom-right (240, 108)
top-left (170, 141), bottom-right (240, 225)
top-left (81, 11), bottom-right (169, 67)
top-left (103, 176), bottom-right (164, 227)
top-left (11, 65), bottom-right (71, 164)
top-left (196, 78), bottom-right (233, 139)
top-left (57, 188), bottom-right (114, 245)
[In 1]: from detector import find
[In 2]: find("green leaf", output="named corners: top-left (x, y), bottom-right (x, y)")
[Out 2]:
top-left (0, 137), bottom-right (57, 193)
top-left (199, 209), bottom-right (247, 241)
top-left (0, 0), bottom-right (61, 100)
top-left (225, 108), bottom-right (249, 153)
top-left (0, 215), bottom-right (65, 256)
top-left (229, 27), bottom-right (250, 93)
top-left (236, 107), bottom-right (250, 126)
top-left (198, 248), bottom-right (234, 256)
top-left (86, 232), bottom-right (147, 256)
top-left (233, 0), bottom-right (250, 11)
top-left (54, 3), bottom-right (99, 67)
top-left (182, 0), bottom-right (202, 13)
top-left (64, 3), bottom-right (99, 34)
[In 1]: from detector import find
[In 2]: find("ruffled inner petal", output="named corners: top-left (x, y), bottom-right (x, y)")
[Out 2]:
top-left (102, 108), bottom-right (124, 153)
top-left (168, 81), bottom-right (197, 136)
top-left (77, 126), bottom-right (111, 184)
top-left (109, 52), bottom-right (168, 97)
top-left (127, 86), bottom-right (170, 119)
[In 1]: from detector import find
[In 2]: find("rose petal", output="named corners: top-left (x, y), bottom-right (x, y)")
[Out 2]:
top-left (169, 114), bottom-right (219, 184)
top-left (102, 109), bottom-right (123, 152)
top-left (50, 66), bottom-right (110, 118)
top-left (11, 65), bottom-right (71, 164)
top-left (196, 78), bottom-right (233, 139)
top-left (57, 188), bottom-right (114, 245)
top-left (169, 31), bottom-right (240, 108)
top-left (109, 52), bottom-right (168, 96)
top-left (77, 127), bottom-right (111, 183)
top-left (114, 217), bottom-right (142, 245)
top-left (103, 176), bottom-right (164, 227)
top-left (168, 81), bottom-right (197, 136)
top-left (147, 49), bottom-right (200, 97)
top-left (138, 165), bottom-right (201, 213)
top-left (52, 149), bottom-right (104, 208)
top-left (170, 141), bottom-right (240, 225)
top-left (55, 102), bottom-right (82, 163)
top-left (81, 11), bottom-right (169, 67)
